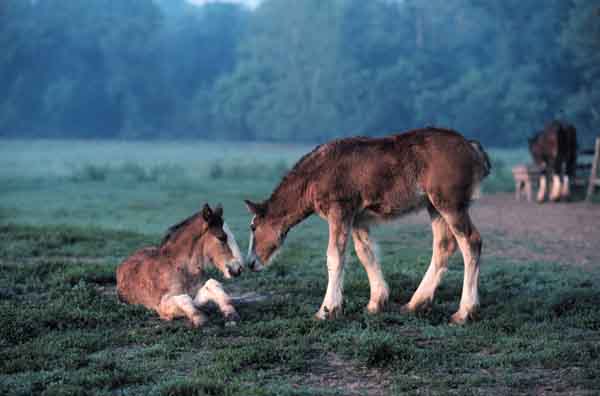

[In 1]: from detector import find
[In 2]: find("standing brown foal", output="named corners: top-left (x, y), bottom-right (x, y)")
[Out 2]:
top-left (116, 204), bottom-right (244, 327)
top-left (244, 128), bottom-right (490, 324)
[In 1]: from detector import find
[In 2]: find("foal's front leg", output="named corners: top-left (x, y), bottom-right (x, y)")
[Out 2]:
top-left (193, 279), bottom-right (239, 323)
top-left (315, 210), bottom-right (351, 320)
top-left (158, 294), bottom-right (207, 328)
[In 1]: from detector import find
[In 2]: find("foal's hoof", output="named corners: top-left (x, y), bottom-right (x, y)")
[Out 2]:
top-left (399, 303), bottom-right (415, 314)
top-left (449, 310), bottom-right (478, 325)
top-left (315, 305), bottom-right (342, 320)
top-left (367, 299), bottom-right (387, 314)
top-left (190, 314), bottom-right (208, 328)
top-left (224, 311), bottom-right (240, 326)
top-left (399, 302), bottom-right (432, 315)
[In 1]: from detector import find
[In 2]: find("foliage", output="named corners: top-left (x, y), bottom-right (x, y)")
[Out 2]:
top-left (0, 0), bottom-right (599, 145)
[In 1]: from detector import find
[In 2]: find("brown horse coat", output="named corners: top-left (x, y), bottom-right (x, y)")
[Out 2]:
top-left (116, 204), bottom-right (243, 327)
top-left (245, 127), bottom-right (490, 324)
top-left (529, 120), bottom-right (577, 201)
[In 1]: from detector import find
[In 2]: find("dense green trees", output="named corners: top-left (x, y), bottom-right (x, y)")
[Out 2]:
top-left (0, 0), bottom-right (598, 145)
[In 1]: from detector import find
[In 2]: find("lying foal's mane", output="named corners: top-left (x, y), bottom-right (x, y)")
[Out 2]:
top-left (160, 212), bottom-right (201, 247)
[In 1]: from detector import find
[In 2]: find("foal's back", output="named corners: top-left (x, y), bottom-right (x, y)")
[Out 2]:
top-left (116, 248), bottom-right (175, 310)
top-left (303, 128), bottom-right (486, 215)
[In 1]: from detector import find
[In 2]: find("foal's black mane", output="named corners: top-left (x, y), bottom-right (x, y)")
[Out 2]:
top-left (160, 212), bottom-right (201, 247)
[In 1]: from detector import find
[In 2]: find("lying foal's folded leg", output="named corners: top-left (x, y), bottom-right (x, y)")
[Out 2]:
top-left (193, 279), bottom-right (239, 323)
top-left (159, 294), bottom-right (207, 328)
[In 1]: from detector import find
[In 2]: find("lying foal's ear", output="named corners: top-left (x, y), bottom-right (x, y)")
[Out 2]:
top-left (202, 204), bottom-right (213, 221)
top-left (213, 204), bottom-right (223, 218)
top-left (244, 200), bottom-right (265, 215)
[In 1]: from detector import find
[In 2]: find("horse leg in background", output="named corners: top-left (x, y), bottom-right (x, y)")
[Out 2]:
top-left (158, 294), bottom-right (207, 328)
top-left (193, 279), bottom-right (239, 322)
top-left (537, 172), bottom-right (548, 202)
top-left (316, 206), bottom-right (351, 320)
top-left (550, 159), bottom-right (563, 202)
top-left (549, 173), bottom-right (562, 201)
top-left (402, 207), bottom-right (457, 313)
top-left (562, 127), bottom-right (578, 200)
top-left (439, 209), bottom-right (482, 325)
top-left (352, 225), bottom-right (389, 314)
top-left (560, 174), bottom-right (570, 200)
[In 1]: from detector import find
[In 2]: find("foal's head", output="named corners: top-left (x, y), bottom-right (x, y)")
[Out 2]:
top-left (244, 200), bottom-right (287, 271)
top-left (163, 204), bottom-right (243, 279)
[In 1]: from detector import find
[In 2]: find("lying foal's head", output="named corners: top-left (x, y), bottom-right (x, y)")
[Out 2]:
top-left (162, 204), bottom-right (243, 279)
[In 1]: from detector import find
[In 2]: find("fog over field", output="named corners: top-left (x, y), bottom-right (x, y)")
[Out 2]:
top-left (1, 0), bottom-right (599, 145)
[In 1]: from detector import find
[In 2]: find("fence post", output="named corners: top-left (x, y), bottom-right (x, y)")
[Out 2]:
top-left (586, 137), bottom-right (600, 201)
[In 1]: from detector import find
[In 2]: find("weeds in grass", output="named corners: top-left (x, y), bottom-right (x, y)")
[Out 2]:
top-left (209, 159), bottom-right (289, 181)
top-left (68, 162), bottom-right (187, 185)
top-left (2, 141), bottom-right (599, 395)
top-left (2, 224), bottom-right (600, 395)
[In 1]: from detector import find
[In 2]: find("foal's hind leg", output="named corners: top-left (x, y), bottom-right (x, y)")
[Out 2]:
top-left (194, 279), bottom-right (239, 322)
top-left (158, 294), bottom-right (207, 328)
top-left (352, 225), bottom-right (389, 314)
top-left (439, 210), bottom-right (482, 324)
top-left (402, 208), bottom-right (457, 313)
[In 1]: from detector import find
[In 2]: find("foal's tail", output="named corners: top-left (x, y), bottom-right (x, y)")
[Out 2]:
top-left (469, 140), bottom-right (492, 179)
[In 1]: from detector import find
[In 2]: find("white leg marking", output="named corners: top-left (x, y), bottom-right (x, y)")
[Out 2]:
top-left (457, 237), bottom-right (479, 309)
top-left (318, 249), bottom-right (345, 318)
top-left (194, 279), bottom-right (237, 318)
top-left (316, 220), bottom-right (349, 320)
top-left (561, 175), bottom-right (570, 198)
top-left (405, 218), bottom-right (452, 311)
top-left (160, 294), bottom-right (205, 327)
top-left (550, 174), bottom-right (562, 201)
top-left (537, 175), bottom-right (547, 202)
top-left (352, 227), bottom-right (389, 313)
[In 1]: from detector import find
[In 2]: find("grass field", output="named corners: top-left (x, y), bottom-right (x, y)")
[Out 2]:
top-left (1, 140), bottom-right (599, 395)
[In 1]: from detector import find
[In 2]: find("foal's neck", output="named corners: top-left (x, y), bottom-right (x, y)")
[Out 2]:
top-left (266, 176), bottom-right (314, 233)
top-left (160, 229), bottom-right (199, 265)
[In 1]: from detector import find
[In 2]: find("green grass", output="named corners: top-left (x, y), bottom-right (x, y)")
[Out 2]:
top-left (1, 140), bottom-right (599, 395)
top-left (1, 223), bottom-right (599, 395)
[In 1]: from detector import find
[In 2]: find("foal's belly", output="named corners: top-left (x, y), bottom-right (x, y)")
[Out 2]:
top-left (357, 187), bottom-right (429, 225)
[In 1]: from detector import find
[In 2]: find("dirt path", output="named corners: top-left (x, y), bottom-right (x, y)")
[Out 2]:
top-left (399, 193), bottom-right (600, 268)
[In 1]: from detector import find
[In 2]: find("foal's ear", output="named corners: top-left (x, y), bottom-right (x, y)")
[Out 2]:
top-left (201, 204), bottom-right (213, 221)
top-left (213, 204), bottom-right (223, 218)
top-left (244, 200), bottom-right (265, 215)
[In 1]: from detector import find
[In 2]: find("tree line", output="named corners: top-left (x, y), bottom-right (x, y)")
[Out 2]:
top-left (1, 0), bottom-right (598, 146)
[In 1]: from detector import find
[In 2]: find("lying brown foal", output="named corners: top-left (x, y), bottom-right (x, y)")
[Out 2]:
top-left (116, 204), bottom-right (244, 327)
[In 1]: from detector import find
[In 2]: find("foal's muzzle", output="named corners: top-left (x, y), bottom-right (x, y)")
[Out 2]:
top-left (247, 256), bottom-right (264, 272)
top-left (226, 261), bottom-right (243, 278)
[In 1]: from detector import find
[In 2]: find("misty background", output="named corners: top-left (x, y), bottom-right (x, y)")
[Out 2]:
top-left (1, 0), bottom-right (599, 146)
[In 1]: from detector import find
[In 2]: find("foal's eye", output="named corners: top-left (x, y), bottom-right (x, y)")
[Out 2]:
top-left (217, 234), bottom-right (227, 243)
top-left (250, 224), bottom-right (256, 232)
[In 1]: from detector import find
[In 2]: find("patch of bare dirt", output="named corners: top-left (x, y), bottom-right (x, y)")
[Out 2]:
top-left (294, 352), bottom-right (391, 396)
top-left (397, 193), bottom-right (600, 268)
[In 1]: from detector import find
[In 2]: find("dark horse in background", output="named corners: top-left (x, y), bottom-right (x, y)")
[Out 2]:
top-left (529, 120), bottom-right (577, 202)
top-left (244, 128), bottom-right (491, 324)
